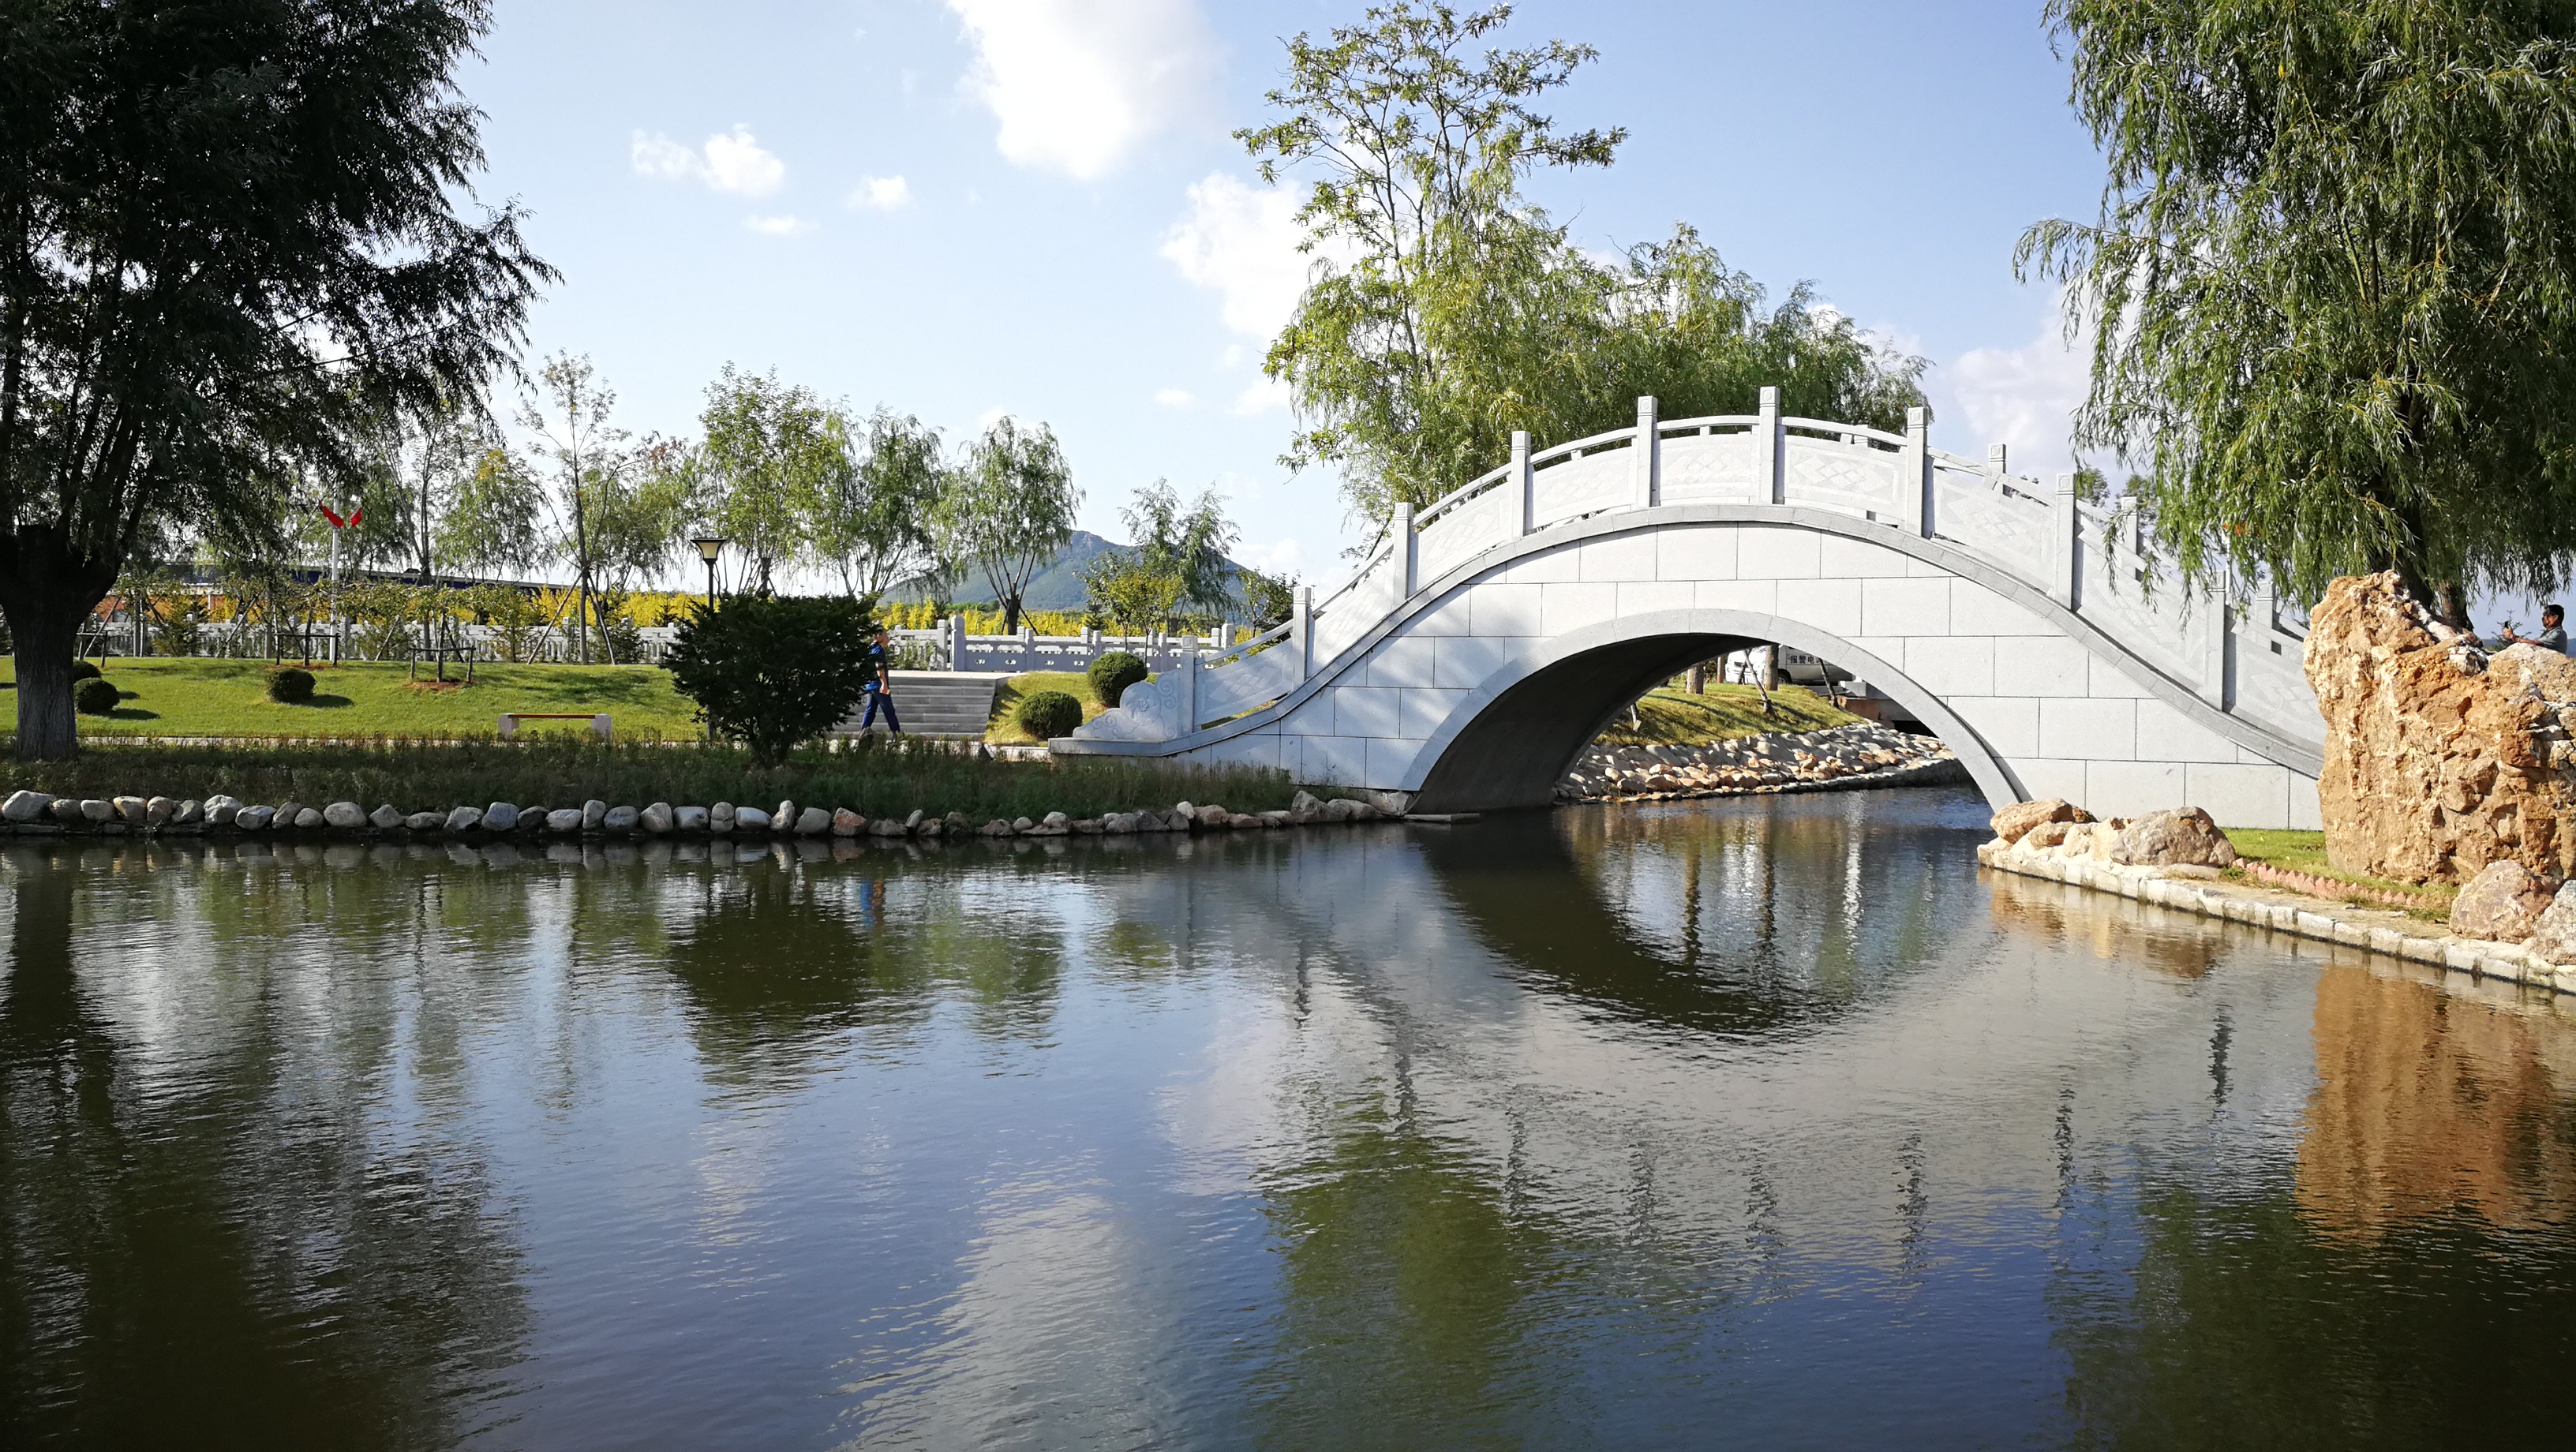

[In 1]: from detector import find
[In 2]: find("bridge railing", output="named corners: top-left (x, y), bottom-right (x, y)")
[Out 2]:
top-left (1072, 387), bottom-right (2323, 750)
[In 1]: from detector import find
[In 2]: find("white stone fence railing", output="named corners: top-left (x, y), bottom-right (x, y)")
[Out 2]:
top-left (1077, 387), bottom-right (2323, 751)
top-left (897, 619), bottom-right (1230, 675)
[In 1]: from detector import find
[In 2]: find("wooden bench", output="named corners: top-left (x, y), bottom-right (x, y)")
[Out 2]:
top-left (499, 712), bottom-right (611, 741)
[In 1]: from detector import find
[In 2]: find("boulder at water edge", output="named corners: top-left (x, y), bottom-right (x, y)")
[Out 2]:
top-left (603, 805), bottom-right (639, 831)
top-left (4, 790), bottom-right (51, 822)
top-left (582, 800), bottom-right (608, 831)
top-left (2451, 860), bottom-right (2557, 941)
top-left (545, 808), bottom-right (583, 833)
top-left (672, 805), bottom-right (709, 831)
top-left (406, 811), bottom-right (444, 831)
top-left (2112, 807), bottom-right (2238, 868)
top-left (736, 806), bottom-right (772, 831)
top-left (831, 808), bottom-right (863, 837)
top-left (796, 806), bottom-right (831, 836)
top-left (447, 806), bottom-right (485, 833)
top-left (238, 805), bottom-right (274, 829)
top-left (2526, 882), bottom-right (2576, 964)
top-left (2305, 571), bottom-right (2576, 884)
top-left (368, 804), bottom-right (404, 830)
top-left (641, 803), bottom-right (673, 833)
top-left (293, 807), bottom-right (325, 829)
top-left (80, 799), bottom-right (114, 823)
top-left (324, 802), bottom-right (366, 829)
top-left (483, 803), bottom-right (519, 832)
top-left (1990, 799), bottom-right (2088, 844)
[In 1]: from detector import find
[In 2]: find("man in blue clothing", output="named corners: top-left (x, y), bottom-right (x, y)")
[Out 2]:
top-left (859, 627), bottom-right (902, 733)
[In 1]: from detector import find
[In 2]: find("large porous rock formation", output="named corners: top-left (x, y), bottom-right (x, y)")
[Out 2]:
top-left (2305, 571), bottom-right (2576, 885)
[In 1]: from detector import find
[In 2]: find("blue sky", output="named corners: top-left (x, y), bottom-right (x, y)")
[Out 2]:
top-left (466, 0), bottom-right (2108, 590)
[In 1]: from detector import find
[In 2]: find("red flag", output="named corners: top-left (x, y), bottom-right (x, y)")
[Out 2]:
top-left (320, 505), bottom-right (346, 528)
top-left (346, 507), bottom-right (362, 528)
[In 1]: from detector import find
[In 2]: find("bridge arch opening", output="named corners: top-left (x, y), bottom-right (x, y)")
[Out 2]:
top-left (1406, 608), bottom-right (2020, 815)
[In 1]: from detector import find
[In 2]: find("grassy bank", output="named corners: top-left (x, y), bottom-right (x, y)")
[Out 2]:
top-left (987, 671), bottom-right (1110, 745)
top-left (2220, 827), bottom-right (2458, 908)
top-left (1593, 683), bottom-right (1858, 747)
top-left (0, 739), bottom-right (1296, 821)
top-left (0, 657), bottom-right (699, 739)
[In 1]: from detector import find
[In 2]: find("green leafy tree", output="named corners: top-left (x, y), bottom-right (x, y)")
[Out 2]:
top-left (942, 416), bottom-right (1077, 633)
top-left (437, 440), bottom-right (550, 579)
top-left (1121, 481), bottom-right (1238, 619)
top-left (0, 0), bottom-right (550, 757)
top-left (516, 354), bottom-right (625, 661)
top-left (2019, 0), bottom-right (2576, 621)
top-left (1245, 2), bottom-right (1922, 537)
top-left (665, 593), bottom-right (875, 767)
top-left (1081, 552), bottom-right (1186, 635)
top-left (1239, 564), bottom-right (1301, 631)
top-left (697, 365), bottom-right (843, 595)
top-left (816, 408), bottom-right (949, 598)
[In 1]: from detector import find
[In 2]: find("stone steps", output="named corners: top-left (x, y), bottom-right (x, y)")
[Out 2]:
top-left (834, 671), bottom-right (1006, 739)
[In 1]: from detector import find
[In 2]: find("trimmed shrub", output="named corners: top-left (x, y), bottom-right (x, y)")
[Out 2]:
top-left (266, 667), bottom-right (316, 703)
top-left (665, 594), bottom-right (875, 768)
top-left (1015, 690), bottom-right (1083, 742)
top-left (1087, 650), bottom-right (1148, 709)
top-left (74, 677), bottom-right (120, 716)
top-left (69, 658), bottom-right (101, 682)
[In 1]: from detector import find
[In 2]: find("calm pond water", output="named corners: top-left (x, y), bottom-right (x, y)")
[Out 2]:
top-left (6, 786), bottom-right (2576, 1450)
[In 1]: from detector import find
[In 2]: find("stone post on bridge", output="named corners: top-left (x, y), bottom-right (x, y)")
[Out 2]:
top-left (1900, 406), bottom-right (1933, 537)
top-left (1513, 430), bottom-right (1534, 536)
top-left (1395, 501), bottom-right (1418, 599)
top-left (1758, 386), bottom-right (1784, 504)
top-left (1633, 395), bottom-right (1661, 508)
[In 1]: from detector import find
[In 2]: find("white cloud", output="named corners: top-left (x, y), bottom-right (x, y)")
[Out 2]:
top-left (631, 125), bottom-right (786, 197)
top-left (848, 175), bottom-right (915, 211)
top-left (1229, 376), bottom-right (1291, 416)
top-left (746, 214), bottom-right (815, 235)
top-left (1152, 387), bottom-right (1195, 408)
top-left (1941, 301), bottom-right (2090, 481)
top-left (1161, 174), bottom-right (1318, 341)
top-left (1232, 537), bottom-right (1306, 578)
top-left (945, 0), bottom-right (1216, 180)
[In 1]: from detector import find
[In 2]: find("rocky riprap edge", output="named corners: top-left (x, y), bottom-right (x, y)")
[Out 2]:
top-left (1980, 797), bottom-right (2576, 996)
top-left (0, 788), bottom-right (1392, 843)
top-left (1557, 722), bottom-right (1963, 802)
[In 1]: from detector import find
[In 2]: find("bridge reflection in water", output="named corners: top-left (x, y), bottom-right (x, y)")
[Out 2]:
top-left (4, 796), bottom-right (2576, 1448)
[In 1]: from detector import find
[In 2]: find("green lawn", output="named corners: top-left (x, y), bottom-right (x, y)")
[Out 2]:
top-left (0, 657), bottom-right (702, 741)
top-left (1593, 683), bottom-right (1859, 747)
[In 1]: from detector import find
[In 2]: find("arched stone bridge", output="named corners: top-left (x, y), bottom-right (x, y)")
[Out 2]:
top-left (1055, 390), bottom-right (2326, 829)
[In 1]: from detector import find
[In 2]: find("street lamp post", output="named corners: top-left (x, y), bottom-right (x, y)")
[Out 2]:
top-left (692, 537), bottom-right (727, 611)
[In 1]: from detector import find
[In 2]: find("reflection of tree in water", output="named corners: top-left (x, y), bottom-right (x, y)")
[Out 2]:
top-left (2052, 964), bottom-right (2576, 1448)
top-left (661, 851), bottom-right (1069, 1087)
top-left (1419, 791), bottom-right (1991, 1037)
top-left (0, 850), bottom-right (530, 1450)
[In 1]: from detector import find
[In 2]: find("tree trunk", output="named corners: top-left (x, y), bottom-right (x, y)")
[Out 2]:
top-left (1686, 661), bottom-right (1707, 694)
top-left (6, 597), bottom-right (84, 760)
top-left (1002, 592), bottom-right (1023, 635)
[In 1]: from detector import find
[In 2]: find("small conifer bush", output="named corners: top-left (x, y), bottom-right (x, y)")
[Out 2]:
top-left (266, 667), bottom-right (316, 703)
top-left (1015, 690), bottom-right (1083, 742)
top-left (1087, 650), bottom-right (1148, 708)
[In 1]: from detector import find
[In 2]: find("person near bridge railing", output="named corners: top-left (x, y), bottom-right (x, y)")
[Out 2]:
top-left (860, 627), bottom-right (903, 734)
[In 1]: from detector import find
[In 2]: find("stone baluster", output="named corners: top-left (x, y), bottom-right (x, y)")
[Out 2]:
top-left (1513, 430), bottom-right (1534, 535)
top-left (1986, 441), bottom-right (2009, 487)
top-left (1395, 501), bottom-right (1418, 599)
top-left (1293, 584), bottom-right (1312, 680)
top-left (1758, 386), bottom-right (1784, 504)
top-left (1634, 395), bottom-right (1661, 508)
top-left (1900, 405), bottom-right (1932, 537)
top-left (1179, 644), bottom-right (1200, 735)
top-left (2050, 473), bottom-right (2083, 609)
top-left (949, 612), bottom-right (966, 670)
top-left (2201, 571), bottom-right (2232, 710)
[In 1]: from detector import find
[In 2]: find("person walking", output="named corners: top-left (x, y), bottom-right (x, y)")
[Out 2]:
top-left (859, 627), bottom-right (903, 734)
top-left (2499, 604), bottom-right (2570, 655)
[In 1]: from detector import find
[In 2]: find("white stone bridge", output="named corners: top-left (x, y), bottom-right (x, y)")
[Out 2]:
top-left (1056, 390), bottom-right (2325, 829)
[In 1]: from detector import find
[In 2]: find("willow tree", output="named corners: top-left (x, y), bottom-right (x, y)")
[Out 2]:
top-left (942, 417), bottom-right (1075, 634)
top-left (2020, 0), bottom-right (2576, 623)
top-left (0, 0), bottom-right (549, 756)
top-left (1245, 2), bottom-right (1923, 536)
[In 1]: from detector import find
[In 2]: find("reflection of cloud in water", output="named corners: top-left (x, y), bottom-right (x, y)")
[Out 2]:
top-left (837, 1174), bottom-right (1181, 1450)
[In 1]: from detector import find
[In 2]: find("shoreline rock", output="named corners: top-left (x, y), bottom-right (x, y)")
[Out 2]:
top-left (1557, 722), bottom-right (1963, 803)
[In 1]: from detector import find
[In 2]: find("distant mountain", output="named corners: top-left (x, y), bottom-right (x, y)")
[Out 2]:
top-left (893, 530), bottom-right (1258, 616)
